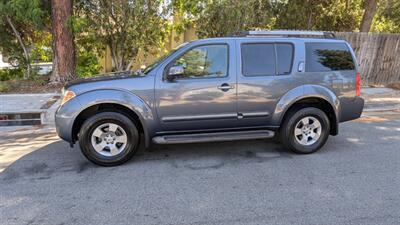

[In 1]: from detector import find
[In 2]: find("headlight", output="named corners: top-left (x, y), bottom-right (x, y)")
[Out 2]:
top-left (61, 90), bottom-right (76, 106)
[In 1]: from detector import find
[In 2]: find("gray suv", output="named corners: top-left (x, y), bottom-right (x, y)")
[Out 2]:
top-left (55, 30), bottom-right (364, 166)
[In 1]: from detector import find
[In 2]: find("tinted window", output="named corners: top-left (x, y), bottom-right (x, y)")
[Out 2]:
top-left (276, 44), bottom-right (294, 75)
top-left (306, 43), bottom-right (355, 72)
top-left (242, 43), bottom-right (275, 76)
top-left (172, 44), bottom-right (228, 79)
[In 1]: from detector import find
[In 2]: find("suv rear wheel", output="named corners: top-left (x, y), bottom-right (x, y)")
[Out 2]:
top-left (78, 112), bottom-right (139, 166)
top-left (280, 107), bottom-right (330, 154)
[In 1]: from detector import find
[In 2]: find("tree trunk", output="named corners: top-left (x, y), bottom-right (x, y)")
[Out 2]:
top-left (50, 0), bottom-right (76, 83)
top-left (6, 16), bottom-right (31, 79)
top-left (360, 0), bottom-right (378, 32)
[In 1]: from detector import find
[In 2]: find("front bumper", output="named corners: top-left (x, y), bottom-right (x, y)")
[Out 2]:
top-left (55, 98), bottom-right (82, 143)
top-left (339, 96), bottom-right (365, 122)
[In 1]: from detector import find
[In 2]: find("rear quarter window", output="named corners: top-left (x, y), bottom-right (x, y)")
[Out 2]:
top-left (305, 42), bottom-right (355, 72)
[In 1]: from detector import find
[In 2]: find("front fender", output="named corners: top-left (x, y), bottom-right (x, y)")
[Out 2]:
top-left (70, 89), bottom-right (156, 147)
top-left (271, 85), bottom-right (340, 127)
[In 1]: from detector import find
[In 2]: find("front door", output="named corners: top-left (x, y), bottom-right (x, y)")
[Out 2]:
top-left (155, 41), bottom-right (237, 132)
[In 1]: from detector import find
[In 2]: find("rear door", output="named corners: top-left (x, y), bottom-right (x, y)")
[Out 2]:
top-left (235, 39), bottom-right (297, 127)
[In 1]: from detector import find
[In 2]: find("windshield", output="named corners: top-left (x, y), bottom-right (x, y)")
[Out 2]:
top-left (143, 42), bottom-right (189, 74)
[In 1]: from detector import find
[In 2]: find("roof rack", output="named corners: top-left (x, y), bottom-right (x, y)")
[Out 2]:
top-left (231, 30), bottom-right (336, 39)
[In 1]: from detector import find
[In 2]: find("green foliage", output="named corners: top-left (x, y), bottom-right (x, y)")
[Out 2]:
top-left (76, 51), bottom-right (101, 78)
top-left (194, 0), bottom-right (275, 38)
top-left (29, 71), bottom-right (48, 85)
top-left (30, 31), bottom-right (52, 63)
top-left (178, 0), bottom-right (399, 37)
top-left (1, 0), bottom-right (43, 24)
top-left (274, 0), bottom-right (363, 31)
top-left (0, 81), bottom-right (10, 92)
top-left (0, 68), bottom-right (24, 81)
top-left (0, 0), bottom-right (48, 79)
top-left (74, 0), bottom-right (170, 71)
top-left (372, 0), bottom-right (400, 33)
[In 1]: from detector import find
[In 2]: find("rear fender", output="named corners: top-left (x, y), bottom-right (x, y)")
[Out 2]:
top-left (271, 85), bottom-right (340, 127)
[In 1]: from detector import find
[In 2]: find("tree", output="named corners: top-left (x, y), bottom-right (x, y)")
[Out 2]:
top-left (372, 0), bottom-right (400, 32)
top-left (274, 0), bottom-right (363, 32)
top-left (51, 0), bottom-right (76, 83)
top-left (75, 0), bottom-right (169, 71)
top-left (360, 0), bottom-right (378, 32)
top-left (188, 0), bottom-right (365, 38)
top-left (193, 0), bottom-right (275, 38)
top-left (0, 0), bottom-right (44, 79)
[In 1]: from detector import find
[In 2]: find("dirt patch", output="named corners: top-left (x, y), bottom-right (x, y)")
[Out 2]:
top-left (386, 83), bottom-right (400, 90)
top-left (0, 75), bottom-right (62, 94)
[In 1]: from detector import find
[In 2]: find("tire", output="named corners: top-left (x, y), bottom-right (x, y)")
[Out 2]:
top-left (78, 112), bottom-right (139, 166)
top-left (280, 107), bottom-right (330, 154)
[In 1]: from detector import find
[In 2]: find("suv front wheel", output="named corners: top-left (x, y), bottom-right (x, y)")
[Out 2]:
top-left (280, 107), bottom-right (330, 154)
top-left (78, 112), bottom-right (139, 166)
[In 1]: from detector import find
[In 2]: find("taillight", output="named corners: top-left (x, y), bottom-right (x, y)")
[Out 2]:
top-left (356, 72), bottom-right (361, 97)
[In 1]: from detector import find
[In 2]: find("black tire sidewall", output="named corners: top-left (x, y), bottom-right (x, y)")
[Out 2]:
top-left (79, 112), bottom-right (139, 166)
top-left (282, 107), bottom-right (330, 154)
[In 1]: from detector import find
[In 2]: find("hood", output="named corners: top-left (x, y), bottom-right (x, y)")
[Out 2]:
top-left (64, 71), bottom-right (143, 89)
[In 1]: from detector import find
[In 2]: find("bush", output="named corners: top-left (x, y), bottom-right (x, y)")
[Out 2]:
top-left (0, 81), bottom-right (10, 92)
top-left (0, 68), bottom-right (24, 81)
top-left (30, 72), bottom-right (48, 86)
top-left (76, 51), bottom-right (102, 78)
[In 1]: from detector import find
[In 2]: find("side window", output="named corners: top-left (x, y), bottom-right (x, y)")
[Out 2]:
top-left (306, 43), bottom-right (355, 72)
top-left (242, 43), bottom-right (275, 76)
top-left (172, 44), bottom-right (228, 79)
top-left (276, 44), bottom-right (294, 75)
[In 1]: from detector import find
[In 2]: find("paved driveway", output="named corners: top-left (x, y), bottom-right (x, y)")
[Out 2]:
top-left (1, 114), bottom-right (400, 225)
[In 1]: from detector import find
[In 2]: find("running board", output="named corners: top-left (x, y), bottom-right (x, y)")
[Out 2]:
top-left (152, 130), bottom-right (275, 144)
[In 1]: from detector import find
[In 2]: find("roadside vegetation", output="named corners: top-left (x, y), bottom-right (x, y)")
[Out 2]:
top-left (0, 0), bottom-right (400, 93)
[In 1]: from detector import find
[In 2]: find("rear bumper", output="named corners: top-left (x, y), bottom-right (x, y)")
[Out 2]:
top-left (339, 97), bottom-right (364, 122)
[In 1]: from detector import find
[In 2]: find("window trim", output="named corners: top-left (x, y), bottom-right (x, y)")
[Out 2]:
top-left (163, 43), bottom-right (230, 81)
top-left (305, 42), bottom-right (356, 72)
top-left (240, 42), bottom-right (295, 77)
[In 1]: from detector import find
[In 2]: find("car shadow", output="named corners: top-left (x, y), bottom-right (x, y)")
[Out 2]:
top-left (1, 118), bottom-right (399, 183)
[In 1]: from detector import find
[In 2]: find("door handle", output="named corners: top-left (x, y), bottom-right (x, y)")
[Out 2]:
top-left (217, 83), bottom-right (234, 92)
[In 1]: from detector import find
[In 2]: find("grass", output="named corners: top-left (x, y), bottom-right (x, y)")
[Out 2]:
top-left (0, 75), bottom-right (63, 94)
top-left (0, 82), bottom-right (11, 92)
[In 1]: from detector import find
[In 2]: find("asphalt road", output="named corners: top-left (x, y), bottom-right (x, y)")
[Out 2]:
top-left (1, 115), bottom-right (400, 225)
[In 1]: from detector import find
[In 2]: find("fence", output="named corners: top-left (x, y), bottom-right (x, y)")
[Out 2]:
top-left (336, 32), bottom-right (400, 85)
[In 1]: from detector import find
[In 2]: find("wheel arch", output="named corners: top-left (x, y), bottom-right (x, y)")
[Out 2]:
top-left (272, 85), bottom-right (340, 135)
top-left (70, 89), bottom-right (156, 147)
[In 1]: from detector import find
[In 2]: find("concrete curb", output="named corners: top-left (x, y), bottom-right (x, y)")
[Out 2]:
top-left (363, 106), bottom-right (400, 112)
top-left (0, 93), bottom-right (60, 126)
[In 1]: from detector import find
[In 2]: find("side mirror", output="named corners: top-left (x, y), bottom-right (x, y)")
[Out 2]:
top-left (167, 65), bottom-right (184, 81)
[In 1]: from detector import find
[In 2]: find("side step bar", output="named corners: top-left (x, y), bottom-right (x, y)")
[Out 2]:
top-left (152, 130), bottom-right (275, 144)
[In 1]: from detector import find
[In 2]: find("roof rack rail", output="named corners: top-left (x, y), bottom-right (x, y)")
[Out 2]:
top-left (231, 30), bottom-right (336, 39)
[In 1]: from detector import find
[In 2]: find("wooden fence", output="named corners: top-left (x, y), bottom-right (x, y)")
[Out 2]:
top-left (336, 32), bottom-right (400, 85)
